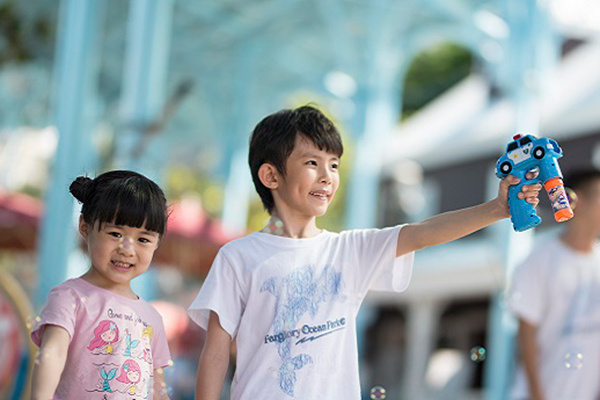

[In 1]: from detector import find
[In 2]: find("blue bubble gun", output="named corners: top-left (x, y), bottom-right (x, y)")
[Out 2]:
top-left (496, 133), bottom-right (574, 232)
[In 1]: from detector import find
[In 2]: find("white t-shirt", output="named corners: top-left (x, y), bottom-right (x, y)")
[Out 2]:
top-left (508, 237), bottom-right (600, 400)
top-left (188, 226), bottom-right (414, 399)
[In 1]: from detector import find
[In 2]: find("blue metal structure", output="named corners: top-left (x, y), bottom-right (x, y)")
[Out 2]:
top-left (36, 0), bottom-right (102, 308)
top-left (31, 0), bottom-right (563, 398)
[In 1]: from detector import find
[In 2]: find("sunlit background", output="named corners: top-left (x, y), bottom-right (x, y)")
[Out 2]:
top-left (1, 0), bottom-right (600, 399)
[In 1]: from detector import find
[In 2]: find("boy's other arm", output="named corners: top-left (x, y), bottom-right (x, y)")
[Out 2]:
top-left (397, 174), bottom-right (541, 256)
top-left (195, 311), bottom-right (231, 400)
top-left (30, 325), bottom-right (70, 400)
top-left (518, 318), bottom-right (546, 400)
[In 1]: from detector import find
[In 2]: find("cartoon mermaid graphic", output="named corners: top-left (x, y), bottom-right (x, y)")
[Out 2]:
top-left (96, 366), bottom-right (118, 392)
top-left (123, 328), bottom-right (140, 357)
top-left (140, 326), bottom-right (153, 363)
top-left (116, 359), bottom-right (142, 395)
top-left (88, 320), bottom-right (120, 354)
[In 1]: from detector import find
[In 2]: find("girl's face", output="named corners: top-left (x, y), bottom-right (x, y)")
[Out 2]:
top-left (101, 329), bottom-right (116, 342)
top-left (80, 219), bottom-right (160, 291)
top-left (127, 370), bottom-right (140, 383)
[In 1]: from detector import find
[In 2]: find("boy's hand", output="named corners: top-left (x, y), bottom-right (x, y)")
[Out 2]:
top-left (495, 170), bottom-right (542, 218)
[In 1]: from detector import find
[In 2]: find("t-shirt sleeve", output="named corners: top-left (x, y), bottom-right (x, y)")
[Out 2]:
top-left (30, 285), bottom-right (79, 346)
top-left (187, 248), bottom-right (245, 339)
top-left (507, 253), bottom-right (546, 325)
top-left (151, 315), bottom-right (172, 369)
top-left (347, 225), bottom-right (414, 297)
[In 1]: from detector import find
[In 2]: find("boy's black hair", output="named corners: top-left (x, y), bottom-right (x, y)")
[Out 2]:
top-left (69, 170), bottom-right (168, 235)
top-left (248, 105), bottom-right (344, 213)
top-left (564, 168), bottom-right (600, 195)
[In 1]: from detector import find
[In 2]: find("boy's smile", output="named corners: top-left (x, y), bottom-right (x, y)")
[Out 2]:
top-left (272, 135), bottom-right (340, 220)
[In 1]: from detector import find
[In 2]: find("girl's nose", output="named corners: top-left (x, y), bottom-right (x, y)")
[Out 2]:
top-left (119, 237), bottom-right (134, 252)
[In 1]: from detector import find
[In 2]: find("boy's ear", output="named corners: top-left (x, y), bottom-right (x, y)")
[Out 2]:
top-left (258, 163), bottom-right (279, 190)
top-left (78, 216), bottom-right (90, 241)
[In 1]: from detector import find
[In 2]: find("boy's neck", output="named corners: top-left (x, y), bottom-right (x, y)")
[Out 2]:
top-left (560, 224), bottom-right (598, 254)
top-left (261, 211), bottom-right (322, 239)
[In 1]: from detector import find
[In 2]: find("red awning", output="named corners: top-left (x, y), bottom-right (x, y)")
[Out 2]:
top-left (0, 189), bottom-right (41, 251)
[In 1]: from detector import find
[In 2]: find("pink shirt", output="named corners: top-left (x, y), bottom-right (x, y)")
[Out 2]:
top-left (31, 278), bottom-right (171, 400)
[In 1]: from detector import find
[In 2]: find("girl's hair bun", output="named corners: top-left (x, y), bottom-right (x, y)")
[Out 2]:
top-left (69, 176), bottom-right (94, 204)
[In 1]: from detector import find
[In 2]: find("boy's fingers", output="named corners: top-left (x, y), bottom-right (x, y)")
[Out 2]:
top-left (525, 170), bottom-right (539, 180)
top-left (504, 175), bottom-right (521, 186)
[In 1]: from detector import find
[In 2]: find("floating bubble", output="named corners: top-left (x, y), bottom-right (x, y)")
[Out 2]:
top-left (370, 386), bottom-right (386, 399)
top-left (156, 367), bottom-right (164, 375)
top-left (35, 316), bottom-right (41, 322)
top-left (565, 352), bottom-right (583, 369)
top-left (167, 359), bottom-right (174, 367)
top-left (81, 297), bottom-right (87, 303)
top-left (470, 346), bottom-right (487, 363)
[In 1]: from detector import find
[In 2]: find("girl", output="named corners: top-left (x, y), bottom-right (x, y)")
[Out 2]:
top-left (30, 170), bottom-right (172, 400)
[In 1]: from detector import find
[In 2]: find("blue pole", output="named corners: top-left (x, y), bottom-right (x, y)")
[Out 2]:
top-left (36, 0), bottom-right (101, 308)
top-left (117, 0), bottom-right (174, 299)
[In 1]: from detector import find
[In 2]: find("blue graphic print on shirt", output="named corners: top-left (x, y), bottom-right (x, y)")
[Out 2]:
top-left (261, 264), bottom-right (344, 397)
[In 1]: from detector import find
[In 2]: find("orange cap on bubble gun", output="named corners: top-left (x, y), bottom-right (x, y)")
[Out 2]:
top-left (544, 178), bottom-right (574, 222)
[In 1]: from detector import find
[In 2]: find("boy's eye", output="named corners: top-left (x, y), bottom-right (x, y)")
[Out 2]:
top-left (306, 160), bottom-right (317, 166)
top-left (108, 232), bottom-right (122, 238)
top-left (138, 238), bottom-right (151, 244)
top-left (331, 163), bottom-right (339, 170)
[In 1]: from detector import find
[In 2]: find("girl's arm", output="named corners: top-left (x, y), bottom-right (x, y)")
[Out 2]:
top-left (195, 311), bottom-right (231, 400)
top-left (30, 325), bottom-right (70, 400)
top-left (153, 373), bottom-right (170, 400)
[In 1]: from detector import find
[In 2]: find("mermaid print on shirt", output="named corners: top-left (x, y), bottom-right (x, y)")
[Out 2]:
top-left (261, 264), bottom-right (345, 397)
top-left (88, 320), bottom-right (120, 355)
top-left (123, 329), bottom-right (140, 357)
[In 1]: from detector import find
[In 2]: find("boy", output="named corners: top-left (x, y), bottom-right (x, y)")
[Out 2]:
top-left (508, 168), bottom-right (600, 400)
top-left (188, 105), bottom-right (541, 399)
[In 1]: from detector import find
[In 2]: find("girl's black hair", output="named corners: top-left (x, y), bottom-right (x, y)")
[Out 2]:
top-left (69, 170), bottom-right (167, 235)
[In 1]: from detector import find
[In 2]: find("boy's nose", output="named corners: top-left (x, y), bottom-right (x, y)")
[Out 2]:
top-left (320, 170), bottom-right (332, 184)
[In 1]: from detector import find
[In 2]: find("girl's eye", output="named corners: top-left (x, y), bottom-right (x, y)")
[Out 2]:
top-left (138, 238), bottom-right (151, 244)
top-left (306, 160), bottom-right (317, 166)
top-left (108, 232), bottom-right (121, 238)
top-left (331, 163), bottom-right (339, 170)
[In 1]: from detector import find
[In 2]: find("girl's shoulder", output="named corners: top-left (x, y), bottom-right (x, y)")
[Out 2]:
top-left (46, 278), bottom-right (85, 301)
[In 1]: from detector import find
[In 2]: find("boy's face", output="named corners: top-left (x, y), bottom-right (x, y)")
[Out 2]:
top-left (272, 135), bottom-right (340, 219)
top-left (576, 179), bottom-right (600, 229)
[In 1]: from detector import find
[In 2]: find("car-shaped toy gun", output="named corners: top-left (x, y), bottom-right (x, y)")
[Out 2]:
top-left (496, 133), bottom-right (574, 232)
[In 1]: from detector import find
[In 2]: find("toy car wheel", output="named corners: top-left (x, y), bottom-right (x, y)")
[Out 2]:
top-left (533, 146), bottom-right (545, 159)
top-left (499, 161), bottom-right (512, 175)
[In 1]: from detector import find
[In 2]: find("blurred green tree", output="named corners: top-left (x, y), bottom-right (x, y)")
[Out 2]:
top-left (402, 43), bottom-right (473, 119)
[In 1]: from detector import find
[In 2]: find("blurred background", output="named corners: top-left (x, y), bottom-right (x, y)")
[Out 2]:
top-left (1, 0), bottom-right (600, 399)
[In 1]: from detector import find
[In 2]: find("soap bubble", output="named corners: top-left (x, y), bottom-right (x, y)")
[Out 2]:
top-left (370, 386), bottom-right (386, 399)
top-left (470, 346), bottom-right (487, 363)
top-left (565, 352), bottom-right (583, 369)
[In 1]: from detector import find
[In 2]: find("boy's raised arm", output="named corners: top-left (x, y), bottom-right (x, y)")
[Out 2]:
top-left (397, 174), bottom-right (542, 257)
top-left (195, 311), bottom-right (231, 400)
